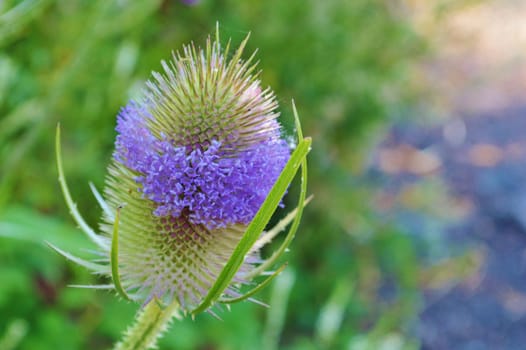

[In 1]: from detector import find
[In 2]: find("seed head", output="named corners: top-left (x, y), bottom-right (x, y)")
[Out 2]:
top-left (52, 30), bottom-right (312, 315)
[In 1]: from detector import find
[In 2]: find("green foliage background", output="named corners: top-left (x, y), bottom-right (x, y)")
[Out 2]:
top-left (1, 0), bottom-right (430, 349)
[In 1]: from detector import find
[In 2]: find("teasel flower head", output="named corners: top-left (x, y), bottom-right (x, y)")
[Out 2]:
top-left (52, 29), bottom-right (311, 318)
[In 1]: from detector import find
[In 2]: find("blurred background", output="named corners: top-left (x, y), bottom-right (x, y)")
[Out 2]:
top-left (1, 0), bottom-right (525, 349)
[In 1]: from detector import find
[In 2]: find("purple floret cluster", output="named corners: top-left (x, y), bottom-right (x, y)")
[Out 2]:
top-left (114, 102), bottom-right (290, 229)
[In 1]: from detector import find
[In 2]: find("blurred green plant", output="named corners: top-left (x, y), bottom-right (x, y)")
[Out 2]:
top-left (0, 319), bottom-right (28, 350)
top-left (0, 0), bottom-right (450, 349)
top-left (263, 269), bottom-right (296, 350)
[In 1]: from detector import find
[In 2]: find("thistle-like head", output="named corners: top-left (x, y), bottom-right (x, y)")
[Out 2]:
top-left (53, 30), bottom-right (310, 315)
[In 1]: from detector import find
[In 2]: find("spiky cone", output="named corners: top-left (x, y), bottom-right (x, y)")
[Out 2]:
top-left (52, 29), bottom-right (310, 350)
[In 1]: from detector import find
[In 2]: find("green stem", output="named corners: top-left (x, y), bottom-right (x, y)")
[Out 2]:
top-left (114, 300), bottom-right (180, 350)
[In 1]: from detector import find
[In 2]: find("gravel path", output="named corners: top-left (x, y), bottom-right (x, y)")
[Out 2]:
top-left (378, 105), bottom-right (526, 350)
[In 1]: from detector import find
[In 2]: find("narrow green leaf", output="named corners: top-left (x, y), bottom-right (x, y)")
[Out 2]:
top-left (69, 284), bottom-right (115, 289)
top-left (246, 102), bottom-right (309, 279)
top-left (89, 182), bottom-right (114, 220)
top-left (251, 195), bottom-right (313, 253)
top-left (292, 100), bottom-right (304, 139)
top-left (219, 263), bottom-right (287, 304)
top-left (55, 124), bottom-right (108, 249)
top-left (192, 137), bottom-right (310, 314)
top-left (46, 242), bottom-right (108, 274)
top-left (111, 207), bottom-right (132, 301)
top-left (191, 105), bottom-right (311, 315)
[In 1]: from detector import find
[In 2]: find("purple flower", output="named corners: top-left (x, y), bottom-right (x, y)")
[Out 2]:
top-left (55, 27), bottom-right (311, 326)
top-left (54, 29), bottom-right (309, 336)
top-left (80, 32), bottom-right (295, 309)
top-left (112, 39), bottom-right (291, 233)
top-left (114, 101), bottom-right (290, 229)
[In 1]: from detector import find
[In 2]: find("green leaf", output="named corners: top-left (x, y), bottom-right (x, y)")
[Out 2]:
top-left (246, 101), bottom-right (309, 278)
top-left (249, 195), bottom-right (313, 253)
top-left (55, 124), bottom-right (108, 250)
top-left (111, 207), bottom-right (133, 301)
top-left (219, 263), bottom-right (287, 304)
top-left (192, 103), bottom-right (310, 315)
top-left (46, 242), bottom-right (107, 274)
top-left (89, 182), bottom-right (114, 220)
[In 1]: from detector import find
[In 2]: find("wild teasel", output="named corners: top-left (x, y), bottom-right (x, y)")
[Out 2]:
top-left (52, 29), bottom-right (310, 349)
